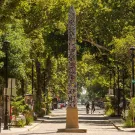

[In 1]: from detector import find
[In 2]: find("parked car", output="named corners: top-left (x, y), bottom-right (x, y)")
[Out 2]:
top-left (57, 101), bottom-right (66, 109)
top-left (57, 103), bottom-right (62, 109)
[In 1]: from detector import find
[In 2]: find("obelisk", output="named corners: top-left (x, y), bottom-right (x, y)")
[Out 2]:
top-left (57, 6), bottom-right (86, 133)
top-left (66, 6), bottom-right (78, 128)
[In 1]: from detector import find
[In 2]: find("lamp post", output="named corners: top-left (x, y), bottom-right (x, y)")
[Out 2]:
top-left (36, 61), bottom-right (41, 98)
top-left (117, 66), bottom-right (120, 116)
top-left (43, 69), bottom-right (46, 100)
top-left (109, 69), bottom-right (112, 89)
top-left (130, 46), bottom-right (135, 97)
top-left (31, 59), bottom-right (34, 94)
top-left (112, 67), bottom-right (116, 97)
top-left (3, 40), bottom-right (10, 130)
top-left (122, 68), bottom-right (126, 114)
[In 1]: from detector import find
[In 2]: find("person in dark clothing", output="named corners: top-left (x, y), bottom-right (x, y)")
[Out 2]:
top-left (91, 100), bottom-right (95, 114)
top-left (85, 101), bottom-right (90, 114)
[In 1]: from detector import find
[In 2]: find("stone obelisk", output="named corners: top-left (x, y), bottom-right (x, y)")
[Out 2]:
top-left (66, 6), bottom-right (78, 128)
top-left (57, 6), bottom-right (86, 133)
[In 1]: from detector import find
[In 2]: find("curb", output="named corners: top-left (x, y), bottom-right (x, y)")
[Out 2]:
top-left (28, 120), bottom-right (44, 131)
top-left (106, 116), bottom-right (135, 132)
top-left (109, 120), bottom-right (123, 131)
top-left (103, 115), bottom-right (123, 131)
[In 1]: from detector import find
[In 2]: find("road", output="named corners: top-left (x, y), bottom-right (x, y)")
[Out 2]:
top-left (1, 104), bottom-right (135, 135)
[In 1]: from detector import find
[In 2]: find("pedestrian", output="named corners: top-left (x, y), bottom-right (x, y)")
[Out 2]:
top-left (85, 101), bottom-right (90, 114)
top-left (91, 100), bottom-right (95, 114)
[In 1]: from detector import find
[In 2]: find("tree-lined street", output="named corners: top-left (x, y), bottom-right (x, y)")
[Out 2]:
top-left (1, 0), bottom-right (135, 134)
top-left (1, 105), bottom-right (134, 135)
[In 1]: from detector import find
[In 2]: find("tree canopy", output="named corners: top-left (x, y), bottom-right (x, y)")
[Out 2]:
top-left (0, 0), bottom-right (135, 102)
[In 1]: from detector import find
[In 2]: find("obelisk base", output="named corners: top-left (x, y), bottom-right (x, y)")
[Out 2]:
top-left (57, 128), bottom-right (87, 133)
top-left (57, 107), bottom-right (87, 133)
top-left (66, 107), bottom-right (78, 128)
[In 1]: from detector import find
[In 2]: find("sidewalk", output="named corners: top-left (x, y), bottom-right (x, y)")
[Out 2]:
top-left (107, 116), bottom-right (135, 132)
top-left (0, 109), bottom-right (63, 134)
top-left (0, 120), bottom-right (43, 134)
top-left (1, 108), bottom-right (135, 134)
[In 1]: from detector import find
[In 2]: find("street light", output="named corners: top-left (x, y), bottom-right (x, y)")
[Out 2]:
top-left (112, 67), bottom-right (116, 97)
top-left (3, 40), bottom-right (10, 130)
top-left (122, 68), bottom-right (126, 114)
top-left (31, 59), bottom-right (34, 94)
top-left (109, 69), bottom-right (112, 89)
top-left (117, 66), bottom-right (120, 116)
top-left (130, 46), bottom-right (135, 97)
top-left (43, 69), bottom-right (46, 100)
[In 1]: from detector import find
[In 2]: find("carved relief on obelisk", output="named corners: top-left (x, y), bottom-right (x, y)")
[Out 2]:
top-left (68, 6), bottom-right (77, 108)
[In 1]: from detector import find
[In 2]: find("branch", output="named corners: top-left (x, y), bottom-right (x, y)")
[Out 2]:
top-left (83, 39), bottom-right (110, 52)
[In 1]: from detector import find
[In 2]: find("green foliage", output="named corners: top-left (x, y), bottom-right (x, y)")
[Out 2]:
top-left (106, 108), bottom-right (115, 116)
top-left (5, 23), bottom-right (31, 79)
top-left (77, 52), bottom-right (108, 99)
top-left (16, 119), bottom-right (26, 127)
top-left (105, 96), bottom-right (115, 116)
top-left (50, 55), bottom-right (68, 100)
top-left (0, 0), bottom-right (135, 112)
top-left (11, 96), bottom-right (34, 127)
top-left (25, 111), bottom-right (34, 125)
top-left (125, 98), bottom-right (135, 127)
top-left (34, 100), bottom-right (46, 117)
top-left (11, 96), bottom-right (30, 116)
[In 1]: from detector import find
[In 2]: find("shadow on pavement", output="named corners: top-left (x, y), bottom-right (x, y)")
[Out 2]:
top-left (79, 113), bottom-right (104, 115)
top-left (41, 115), bottom-right (112, 125)
top-left (19, 132), bottom-right (56, 135)
top-left (78, 108), bottom-right (101, 111)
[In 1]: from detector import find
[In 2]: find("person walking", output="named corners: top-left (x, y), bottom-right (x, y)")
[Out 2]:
top-left (85, 101), bottom-right (90, 114)
top-left (91, 100), bottom-right (95, 114)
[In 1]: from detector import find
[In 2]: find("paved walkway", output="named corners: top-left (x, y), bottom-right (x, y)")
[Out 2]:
top-left (1, 120), bottom-right (42, 133)
top-left (0, 105), bottom-right (135, 135)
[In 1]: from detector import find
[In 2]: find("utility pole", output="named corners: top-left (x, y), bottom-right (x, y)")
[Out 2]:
top-left (3, 40), bottom-right (10, 130)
